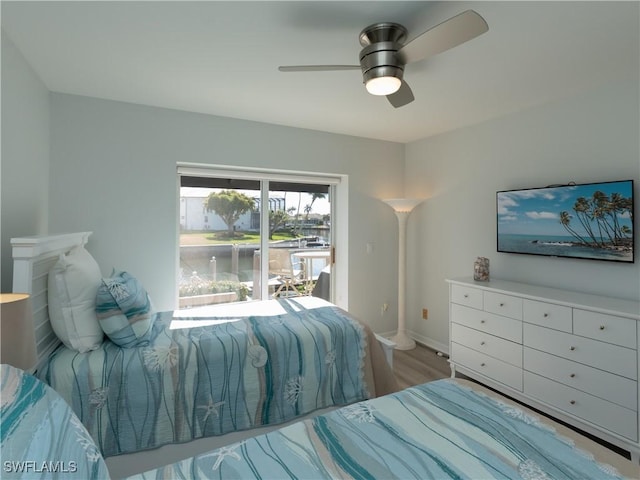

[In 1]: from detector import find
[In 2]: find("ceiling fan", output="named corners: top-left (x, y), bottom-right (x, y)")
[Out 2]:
top-left (278, 10), bottom-right (488, 108)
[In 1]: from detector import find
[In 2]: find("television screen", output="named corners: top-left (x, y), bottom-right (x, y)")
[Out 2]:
top-left (497, 180), bottom-right (634, 263)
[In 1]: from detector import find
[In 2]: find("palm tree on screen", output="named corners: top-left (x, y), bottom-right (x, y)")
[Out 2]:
top-left (563, 191), bottom-right (632, 248)
top-left (559, 211), bottom-right (588, 245)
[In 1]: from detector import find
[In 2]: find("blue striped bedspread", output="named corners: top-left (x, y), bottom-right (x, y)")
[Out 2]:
top-left (0, 364), bottom-right (109, 479)
top-left (127, 379), bottom-right (628, 480)
top-left (38, 298), bottom-right (373, 457)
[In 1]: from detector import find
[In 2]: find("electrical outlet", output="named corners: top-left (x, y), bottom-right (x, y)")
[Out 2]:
top-left (381, 303), bottom-right (389, 315)
top-left (422, 308), bottom-right (428, 320)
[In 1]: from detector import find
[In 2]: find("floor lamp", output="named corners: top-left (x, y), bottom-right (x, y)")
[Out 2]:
top-left (382, 198), bottom-right (423, 350)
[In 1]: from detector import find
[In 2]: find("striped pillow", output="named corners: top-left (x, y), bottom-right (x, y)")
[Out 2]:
top-left (95, 271), bottom-right (155, 348)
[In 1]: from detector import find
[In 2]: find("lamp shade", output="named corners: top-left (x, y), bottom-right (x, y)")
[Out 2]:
top-left (0, 293), bottom-right (37, 371)
top-left (382, 198), bottom-right (424, 213)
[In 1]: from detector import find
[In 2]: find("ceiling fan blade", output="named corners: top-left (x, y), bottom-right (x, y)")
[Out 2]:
top-left (278, 65), bottom-right (360, 72)
top-left (398, 10), bottom-right (488, 64)
top-left (386, 80), bottom-right (414, 108)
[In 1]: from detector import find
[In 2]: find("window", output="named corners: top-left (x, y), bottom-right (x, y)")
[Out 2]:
top-left (177, 166), bottom-right (344, 309)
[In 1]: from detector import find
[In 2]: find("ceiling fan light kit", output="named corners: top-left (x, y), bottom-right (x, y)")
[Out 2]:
top-left (365, 76), bottom-right (402, 96)
top-left (279, 10), bottom-right (488, 108)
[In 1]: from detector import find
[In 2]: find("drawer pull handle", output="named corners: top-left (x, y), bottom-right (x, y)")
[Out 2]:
top-left (499, 303), bottom-right (505, 307)
top-left (480, 320), bottom-right (486, 324)
top-left (463, 294), bottom-right (469, 298)
top-left (543, 313), bottom-right (549, 318)
top-left (569, 373), bottom-right (575, 378)
top-left (480, 341), bottom-right (485, 346)
top-left (569, 400), bottom-right (576, 405)
top-left (569, 346), bottom-right (576, 351)
top-left (599, 325), bottom-right (605, 331)
top-left (480, 362), bottom-right (486, 367)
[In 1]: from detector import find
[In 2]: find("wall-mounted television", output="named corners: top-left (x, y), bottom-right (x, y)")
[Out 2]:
top-left (497, 180), bottom-right (634, 263)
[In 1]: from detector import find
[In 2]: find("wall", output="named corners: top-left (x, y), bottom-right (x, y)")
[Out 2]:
top-left (48, 93), bottom-right (405, 327)
top-left (404, 78), bottom-right (640, 353)
top-left (1, 31), bottom-right (50, 292)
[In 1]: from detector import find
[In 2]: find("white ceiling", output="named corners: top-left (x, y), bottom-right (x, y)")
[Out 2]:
top-left (2, 1), bottom-right (638, 143)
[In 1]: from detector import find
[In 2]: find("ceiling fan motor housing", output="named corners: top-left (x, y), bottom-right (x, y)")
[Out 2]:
top-left (360, 42), bottom-right (405, 84)
top-left (359, 22), bottom-right (407, 46)
top-left (358, 23), bottom-right (408, 84)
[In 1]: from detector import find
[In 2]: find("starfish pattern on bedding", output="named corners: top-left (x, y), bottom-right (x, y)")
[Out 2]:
top-left (205, 442), bottom-right (244, 470)
top-left (198, 396), bottom-right (225, 422)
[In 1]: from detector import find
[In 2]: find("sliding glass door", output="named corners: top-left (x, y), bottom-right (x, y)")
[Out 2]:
top-left (266, 181), bottom-right (331, 300)
top-left (179, 177), bottom-right (262, 306)
top-left (178, 168), bottom-right (335, 308)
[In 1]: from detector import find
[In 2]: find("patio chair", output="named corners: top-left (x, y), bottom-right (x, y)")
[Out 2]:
top-left (269, 248), bottom-right (306, 297)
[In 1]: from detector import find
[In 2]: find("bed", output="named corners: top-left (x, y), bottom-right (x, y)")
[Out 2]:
top-left (0, 363), bottom-right (109, 479)
top-left (9, 232), bottom-right (397, 466)
top-left (124, 378), bottom-right (638, 480)
top-left (3, 364), bottom-right (636, 480)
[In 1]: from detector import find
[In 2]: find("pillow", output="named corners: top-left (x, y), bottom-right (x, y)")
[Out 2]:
top-left (96, 270), bottom-right (155, 348)
top-left (0, 364), bottom-right (109, 480)
top-left (48, 245), bottom-right (104, 352)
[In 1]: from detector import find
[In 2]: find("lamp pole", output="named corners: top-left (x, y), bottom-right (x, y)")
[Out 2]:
top-left (382, 198), bottom-right (423, 350)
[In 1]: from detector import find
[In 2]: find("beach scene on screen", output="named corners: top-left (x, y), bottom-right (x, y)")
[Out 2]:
top-left (497, 181), bottom-right (633, 262)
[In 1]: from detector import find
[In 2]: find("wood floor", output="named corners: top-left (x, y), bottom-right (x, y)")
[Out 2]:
top-left (392, 342), bottom-right (451, 390)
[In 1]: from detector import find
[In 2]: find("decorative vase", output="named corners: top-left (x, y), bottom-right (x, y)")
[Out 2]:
top-left (473, 257), bottom-right (490, 281)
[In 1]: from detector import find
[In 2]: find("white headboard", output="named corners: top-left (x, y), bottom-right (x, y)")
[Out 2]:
top-left (12, 232), bottom-right (92, 372)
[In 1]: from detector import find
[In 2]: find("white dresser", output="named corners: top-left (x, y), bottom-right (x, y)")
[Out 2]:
top-left (447, 276), bottom-right (640, 462)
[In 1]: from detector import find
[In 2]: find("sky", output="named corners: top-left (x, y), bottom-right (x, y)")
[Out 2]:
top-left (497, 181), bottom-right (633, 236)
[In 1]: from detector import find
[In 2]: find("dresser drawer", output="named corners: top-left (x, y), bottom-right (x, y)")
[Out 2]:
top-left (524, 347), bottom-right (637, 411)
top-left (573, 309), bottom-right (637, 349)
top-left (484, 291), bottom-right (522, 320)
top-left (451, 303), bottom-right (522, 343)
top-left (452, 323), bottom-right (522, 367)
top-left (450, 284), bottom-right (483, 309)
top-left (524, 372), bottom-right (638, 441)
top-left (524, 324), bottom-right (637, 380)
top-left (523, 299), bottom-right (572, 332)
top-left (452, 343), bottom-right (522, 391)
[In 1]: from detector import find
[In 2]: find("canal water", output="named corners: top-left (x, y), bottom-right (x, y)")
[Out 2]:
top-left (179, 233), bottom-right (330, 284)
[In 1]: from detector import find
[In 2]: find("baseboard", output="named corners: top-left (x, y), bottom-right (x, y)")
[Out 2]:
top-left (409, 332), bottom-right (449, 356)
top-left (378, 330), bottom-right (449, 356)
